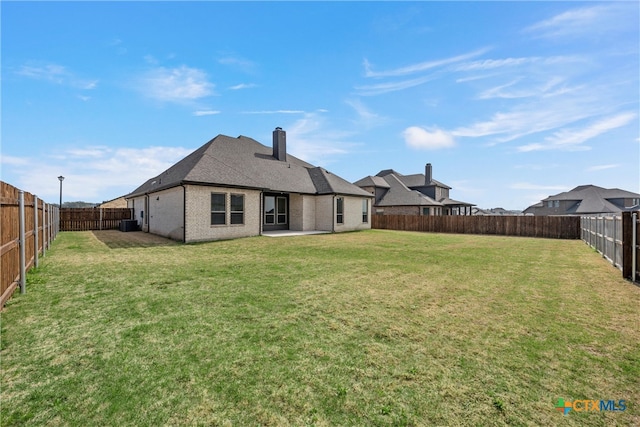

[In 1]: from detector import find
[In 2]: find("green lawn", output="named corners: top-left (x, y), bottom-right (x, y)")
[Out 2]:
top-left (1, 230), bottom-right (638, 426)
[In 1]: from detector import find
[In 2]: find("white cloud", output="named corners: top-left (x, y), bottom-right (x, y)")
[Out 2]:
top-left (16, 62), bottom-right (98, 90)
top-left (516, 112), bottom-right (637, 152)
top-left (587, 164), bottom-right (619, 172)
top-left (363, 48), bottom-right (490, 78)
top-left (355, 75), bottom-right (436, 96)
top-left (453, 57), bottom-right (539, 72)
top-left (0, 155), bottom-right (30, 166)
top-left (229, 83), bottom-right (257, 90)
top-left (140, 66), bottom-right (215, 102)
top-left (242, 110), bottom-right (305, 114)
top-left (217, 55), bottom-right (256, 74)
top-left (284, 113), bottom-right (355, 164)
top-left (403, 126), bottom-right (455, 150)
top-left (510, 183), bottom-right (568, 191)
top-left (523, 4), bottom-right (636, 40)
top-left (345, 98), bottom-right (384, 129)
top-left (3, 145), bottom-right (194, 203)
top-left (193, 110), bottom-right (221, 116)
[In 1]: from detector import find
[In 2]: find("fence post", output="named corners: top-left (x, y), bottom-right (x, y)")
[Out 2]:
top-left (622, 212), bottom-right (632, 280)
top-left (100, 208), bottom-right (103, 231)
top-left (34, 196), bottom-right (39, 268)
top-left (19, 191), bottom-right (26, 294)
top-left (42, 203), bottom-right (47, 256)
top-left (633, 212), bottom-right (637, 283)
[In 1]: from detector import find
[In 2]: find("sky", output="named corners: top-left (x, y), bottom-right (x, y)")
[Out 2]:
top-left (2, 1), bottom-right (639, 210)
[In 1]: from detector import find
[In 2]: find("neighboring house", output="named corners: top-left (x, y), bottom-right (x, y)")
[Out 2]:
top-left (473, 207), bottom-right (523, 216)
top-left (523, 185), bottom-right (640, 216)
top-left (354, 164), bottom-right (475, 216)
top-left (99, 196), bottom-right (127, 208)
top-left (125, 128), bottom-right (373, 242)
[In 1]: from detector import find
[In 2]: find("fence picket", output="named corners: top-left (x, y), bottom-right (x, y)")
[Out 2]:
top-left (1, 181), bottom-right (59, 308)
top-left (372, 214), bottom-right (581, 239)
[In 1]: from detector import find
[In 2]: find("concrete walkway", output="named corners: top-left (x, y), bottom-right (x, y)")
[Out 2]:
top-left (262, 230), bottom-right (330, 237)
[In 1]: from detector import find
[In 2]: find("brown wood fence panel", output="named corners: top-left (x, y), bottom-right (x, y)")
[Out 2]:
top-left (372, 214), bottom-right (581, 239)
top-left (60, 208), bottom-right (132, 231)
top-left (1, 181), bottom-right (58, 309)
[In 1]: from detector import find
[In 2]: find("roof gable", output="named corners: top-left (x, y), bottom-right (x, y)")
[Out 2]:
top-left (376, 173), bottom-right (442, 207)
top-left (127, 133), bottom-right (370, 198)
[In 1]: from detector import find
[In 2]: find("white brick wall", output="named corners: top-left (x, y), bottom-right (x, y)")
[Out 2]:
top-left (184, 185), bottom-right (261, 243)
top-left (148, 187), bottom-right (185, 240)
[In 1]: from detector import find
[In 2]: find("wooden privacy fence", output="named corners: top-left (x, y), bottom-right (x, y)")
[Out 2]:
top-left (581, 212), bottom-right (640, 282)
top-left (60, 208), bottom-right (132, 231)
top-left (1, 181), bottom-right (59, 309)
top-left (372, 214), bottom-right (581, 239)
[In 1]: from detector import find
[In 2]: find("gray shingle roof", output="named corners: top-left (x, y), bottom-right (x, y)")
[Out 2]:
top-left (353, 175), bottom-right (391, 188)
top-left (127, 134), bottom-right (372, 198)
top-left (531, 185), bottom-right (640, 214)
top-left (399, 173), bottom-right (451, 190)
top-left (375, 174), bottom-right (442, 207)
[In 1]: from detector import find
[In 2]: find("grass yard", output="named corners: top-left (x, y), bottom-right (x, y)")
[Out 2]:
top-left (1, 229), bottom-right (638, 426)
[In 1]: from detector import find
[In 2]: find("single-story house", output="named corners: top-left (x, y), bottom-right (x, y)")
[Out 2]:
top-left (523, 185), bottom-right (640, 215)
top-left (99, 196), bottom-right (127, 209)
top-left (125, 128), bottom-right (373, 242)
top-left (354, 164), bottom-right (475, 216)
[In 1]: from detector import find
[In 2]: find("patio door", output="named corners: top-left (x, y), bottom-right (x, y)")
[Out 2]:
top-left (263, 194), bottom-right (289, 231)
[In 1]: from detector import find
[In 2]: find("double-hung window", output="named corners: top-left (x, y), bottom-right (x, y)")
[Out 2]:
top-left (211, 193), bottom-right (226, 225)
top-left (230, 194), bottom-right (244, 225)
top-left (362, 199), bottom-right (369, 223)
top-left (336, 197), bottom-right (344, 224)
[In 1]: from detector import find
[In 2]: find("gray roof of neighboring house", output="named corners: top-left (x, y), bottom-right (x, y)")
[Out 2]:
top-left (399, 173), bottom-right (451, 190)
top-left (439, 197), bottom-right (474, 207)
top-left (530, 185), bottom-right (640, 214)
top-left (545, 185), bottom-right (639, 201)
top-left (126, 134), bottom-right (372, 198)
top-left (353, 175), bottom-right (391, 188)
top-left (374, 174), bottom-right (443, 207)
top-left (375, 169), bottom-right (451, 189)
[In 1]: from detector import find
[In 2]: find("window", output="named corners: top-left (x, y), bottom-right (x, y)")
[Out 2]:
top-left (422, 207), bottom-right (430, 216)
top-left (336, 197), bottom-right (344, 224)
top-left (547, 201), bottom-right (553, 208)
top-left (554, 200), bottom-right (560, 208)
top-left (362, 199), bottom-right (369, 223)
top-left (230, 194), bottom-right (244, 225)
top-left (265, 196), bottom-right (275, 224)
top-left (265, 196), bottom-right (287, 225)
top-left (211, 193), bottom-right (226, 225)
top-left (277, 197), bottom-right (287, 224)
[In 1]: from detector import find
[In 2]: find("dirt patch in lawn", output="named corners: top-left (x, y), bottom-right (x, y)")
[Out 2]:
top-left (91, 230), bottom-right (179, 249)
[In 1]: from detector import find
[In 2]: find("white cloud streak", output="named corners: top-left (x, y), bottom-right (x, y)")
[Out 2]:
top-left (229, 83), bottom-right (257, 90)
top-left (523, 4), bottom-right (637, 40)
top-left (242, 110), bottom-right (305, 114)
top-left (355, 75), bottom-right (437, 96)
top-left (193, 110), bottom-right (221, 116)
top-left (140, 66), bottom-right (215, 102)
top-left (364, 48), bottom-right (490, 78)
top-left (516, 112), bottom-right (637, 152)
top-left (510, 183), bottom-right (569, 191)
top-left (16, 63), bottom-right (98, 90)
top-left (587, 164), bottom-right (619, 172)
top-left (403, 126), bottom-right (455, 150)
top-left (3, 146), bottom-right (194, 203)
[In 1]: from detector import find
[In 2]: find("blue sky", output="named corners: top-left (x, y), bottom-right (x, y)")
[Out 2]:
top-left (2, 1), bottom-right (638, 210)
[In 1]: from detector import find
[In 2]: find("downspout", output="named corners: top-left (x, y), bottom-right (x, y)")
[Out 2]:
top-left (332, 195), bottom-right (335, 233)
top-left (182, 184), bottom-right (187, 243)
top-left (259, 191), bottom-right (263, 236)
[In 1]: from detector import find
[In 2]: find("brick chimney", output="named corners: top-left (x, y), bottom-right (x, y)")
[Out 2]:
top-left (273, 127), bottom-right (286, 161)
top-left (425, 163), bottom-right (432, 185)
